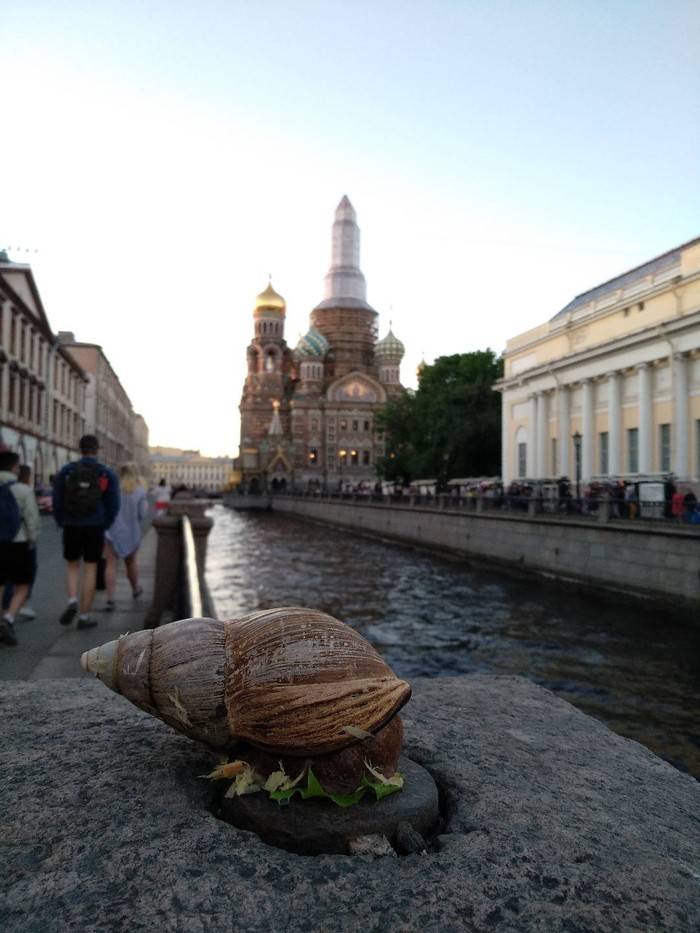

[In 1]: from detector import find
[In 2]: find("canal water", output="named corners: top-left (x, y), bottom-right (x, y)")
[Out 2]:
top-left (204, 504), bottom-right (700, 781)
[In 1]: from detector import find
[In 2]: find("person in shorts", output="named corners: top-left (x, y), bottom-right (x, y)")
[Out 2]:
top-left (52, 435), bottom-right (120, 629)
top-left (0, 451), bottom-right (41, 645)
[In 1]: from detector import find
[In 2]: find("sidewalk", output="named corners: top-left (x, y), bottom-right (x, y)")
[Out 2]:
top-left (0, 517), bottom-right (157, 680)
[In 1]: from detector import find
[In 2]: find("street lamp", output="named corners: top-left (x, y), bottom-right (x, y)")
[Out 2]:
top-left (338, 448), bottom-right (347, 493)
top-left (572, 432), bottom-right (582, 501)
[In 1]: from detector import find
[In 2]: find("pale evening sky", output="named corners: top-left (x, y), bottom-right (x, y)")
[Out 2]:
top-left (2, 1), bottom-right (698, 456)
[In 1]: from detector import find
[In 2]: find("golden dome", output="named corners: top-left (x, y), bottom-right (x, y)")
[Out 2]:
top-left (254, 280), bottom-right (286, 313)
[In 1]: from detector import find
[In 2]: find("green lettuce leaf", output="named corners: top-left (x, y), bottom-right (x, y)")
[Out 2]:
top-left (268, 767), bottom-right (403, 807)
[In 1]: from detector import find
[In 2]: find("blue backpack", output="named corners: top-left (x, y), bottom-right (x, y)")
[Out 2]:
top-left (0, 481), bottom-right (21, 542)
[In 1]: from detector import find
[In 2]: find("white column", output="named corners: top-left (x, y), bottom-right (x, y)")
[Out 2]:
top-left (637, 363), bottom-right (653, 474)
top-left (581, 379), bottom-right (594, 482)
top-left (607, 371), bottom-right (621, 477)
top-left (501, 394), bottom-right (509, 484)
top-left (536, 392), bottom-right (547, 478)
top-left (557, 384), bottom-right (570, 478)
top-left (528, 393), bottom-right (538, 477)
top-left (672, 353), bottom-right (689, 479)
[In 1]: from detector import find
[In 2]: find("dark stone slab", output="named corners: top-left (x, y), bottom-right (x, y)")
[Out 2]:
top-left (217, 756), bottom-right (440, 855)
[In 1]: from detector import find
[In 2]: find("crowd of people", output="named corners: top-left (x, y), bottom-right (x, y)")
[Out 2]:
top-left (0, 435), bottom-right (170, 647)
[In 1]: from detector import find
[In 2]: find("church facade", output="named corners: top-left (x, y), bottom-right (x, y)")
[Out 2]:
top-left (236, 196), bottom-right (405, 492)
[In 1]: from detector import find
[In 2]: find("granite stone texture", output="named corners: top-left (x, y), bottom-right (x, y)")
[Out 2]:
top-left (1, 675), bottom-right (699, 932)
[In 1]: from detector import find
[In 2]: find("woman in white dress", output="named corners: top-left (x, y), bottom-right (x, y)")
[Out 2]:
top-left (103, 463), bottom-right (149, 610)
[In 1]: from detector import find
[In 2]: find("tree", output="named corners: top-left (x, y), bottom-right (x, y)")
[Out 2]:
top-left (376, 351), bottom-right (503, 484)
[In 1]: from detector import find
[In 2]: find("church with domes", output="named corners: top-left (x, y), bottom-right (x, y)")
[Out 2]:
top-left (235, 196), bottom-right (405, 492)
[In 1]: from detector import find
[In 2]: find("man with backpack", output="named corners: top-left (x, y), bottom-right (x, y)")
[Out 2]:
top-left (52, 435), bottom-right (120, 630)
top-left (0, 450), bottom-right (41, 645)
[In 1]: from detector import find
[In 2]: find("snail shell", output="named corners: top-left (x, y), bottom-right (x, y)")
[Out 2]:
top-left (81, 607), bottom-right (411, 757)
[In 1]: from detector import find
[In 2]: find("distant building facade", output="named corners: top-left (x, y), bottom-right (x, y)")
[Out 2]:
top-left (235, 196), bottom-right (405, 492)
top-left (0, 252), bottom-right (148, 480)
top-left (0, 253), bottom-right (87, 481)
top-left (57, 334), bottom-right (142, 469)
top-left (149, 447), bottom-right (232, 493)
top-left (496, 237), bottom-right (700, 488)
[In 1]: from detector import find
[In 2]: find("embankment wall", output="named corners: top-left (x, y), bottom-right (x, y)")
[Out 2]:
top-left (271, 497), bottom-right (700, 608)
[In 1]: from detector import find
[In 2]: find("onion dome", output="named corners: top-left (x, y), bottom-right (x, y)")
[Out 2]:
top-left (254, 281), bottom-right (286, 313)
top-left (375, 326), bottom-right (405, 362)
top-left (416, 356), bottom-right (428, 381)
top-left (295, 326), bottom-right (329, 359)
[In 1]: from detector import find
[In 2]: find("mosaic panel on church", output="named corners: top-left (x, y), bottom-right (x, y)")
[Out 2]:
top-left (331, 375), bottom-right (381, 403)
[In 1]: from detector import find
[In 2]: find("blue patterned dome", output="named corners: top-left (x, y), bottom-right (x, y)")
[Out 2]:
top-left (375, 327), bottom-right (405, 361)
top-left (295, 326), bottom-right (329, 359)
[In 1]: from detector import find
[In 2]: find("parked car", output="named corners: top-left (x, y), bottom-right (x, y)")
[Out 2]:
top-left (35, 485), bottom-right (53, 514)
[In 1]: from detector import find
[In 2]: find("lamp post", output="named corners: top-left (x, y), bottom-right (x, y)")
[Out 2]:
top-left (338, 448), bottom-right (347, 494)
top-left (572, 432), bottom-right (582, 502)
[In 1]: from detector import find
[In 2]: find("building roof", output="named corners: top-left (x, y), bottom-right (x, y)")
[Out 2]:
top-left (254, 281), bottom-right (286, 313)
top-left (551, 234), bottom-right (700, 321)
top-left (295, 326), bottom-right (329, 358)
top-left (375, 326), bottom-right (405, 361)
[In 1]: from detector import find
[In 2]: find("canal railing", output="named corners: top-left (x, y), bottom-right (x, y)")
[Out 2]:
top-left (263, 490), bottom-right (700, 610)
top-left (271, 487), bottom-right (700, 528)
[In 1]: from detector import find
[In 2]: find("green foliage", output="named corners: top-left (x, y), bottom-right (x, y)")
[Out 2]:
top-left (377, 351), bottom-right (503, 483)
top-left (268, 767), bottom-right (404, 807)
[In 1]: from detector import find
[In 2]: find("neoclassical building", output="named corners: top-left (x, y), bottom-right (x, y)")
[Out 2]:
top-left (149, 447), bottom-right (233, 493)
top-left (0, 251), bottom-right (149, 480)
top-left (236, 196), bottom-right (405, 491)
top-left (496, 236), bottom-right (700, 488)
top-left (0, 253), bottom-right (87, 481)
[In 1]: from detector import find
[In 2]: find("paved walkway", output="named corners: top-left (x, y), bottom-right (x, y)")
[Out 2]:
top-left (0, 515), bottom-right (157, 680)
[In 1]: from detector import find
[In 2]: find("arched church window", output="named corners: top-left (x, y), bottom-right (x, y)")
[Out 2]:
top-left (265, 353), bottom-right (275, 373)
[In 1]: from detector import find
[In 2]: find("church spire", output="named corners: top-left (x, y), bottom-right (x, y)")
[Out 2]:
top-left (314, 195), bottom-right (374, 311)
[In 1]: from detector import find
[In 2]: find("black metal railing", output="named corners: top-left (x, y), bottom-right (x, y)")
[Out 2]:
top-left (273, 487), bottom-right (700, 527)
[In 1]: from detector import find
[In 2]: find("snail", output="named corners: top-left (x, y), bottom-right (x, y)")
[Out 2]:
top-left (81, 607), bottom-right (411, 794)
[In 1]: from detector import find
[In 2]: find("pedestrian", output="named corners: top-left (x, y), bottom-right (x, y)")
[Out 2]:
top-left (671, 487), bottom-right (685, 524)
top-left (0, 451), bottom-right (41, 645)
top-left (154, 478), bottom-right (171, 515)
top-left (14, 464), bottom-right (39, 619)
top-left (103, 462), bottom-right (149, 610)
top-left (52, 434), bottom-right (120, 630)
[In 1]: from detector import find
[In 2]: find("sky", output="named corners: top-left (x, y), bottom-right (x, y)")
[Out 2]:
top-left (2, 1), bottom-right (699, 457)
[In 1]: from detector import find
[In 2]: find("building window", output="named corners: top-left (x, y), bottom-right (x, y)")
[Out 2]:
top-left (627, 428), bottom-right (639, 473)
top-left (517, 443), bottom-right (526, 478)
top-left (659, 423), bottom-right (671, 472)
top-left (362, 450), bottom-right (370, 465)
top-left (350, 449), bottom-right (358, 465)
top-left (338, 449), bottom-right (347, 466)
top-left (8, 373), bottom-right (17, 414)
top-left (308, 449), bottom-right (318, 466)
top-left (340, 419), bottom-right (347, 430)
top-left (599, 432), bottom-right (609, 475)
top-left (352, 420), bottom-right (359, 431)
top-left (364, 420), bottom-right (371, 431)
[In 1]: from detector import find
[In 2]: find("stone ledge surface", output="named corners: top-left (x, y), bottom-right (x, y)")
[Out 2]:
top-left (1, 675), bottom-right (698, 932)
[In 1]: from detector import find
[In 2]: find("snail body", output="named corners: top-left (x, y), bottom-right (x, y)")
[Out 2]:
top-left (81, 607), bottom-right (411, 760)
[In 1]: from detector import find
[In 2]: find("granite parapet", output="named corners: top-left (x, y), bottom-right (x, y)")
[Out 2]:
top-left (1, 675), bottom-right (698, 932)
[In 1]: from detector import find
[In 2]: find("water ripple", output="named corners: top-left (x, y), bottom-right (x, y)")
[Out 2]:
top-left (205, 505), bottom-right (700, 779)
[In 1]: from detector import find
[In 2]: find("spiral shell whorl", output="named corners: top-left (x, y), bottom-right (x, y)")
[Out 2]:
top-left (82, 608), bottom-right (411, 757)
top-left (82, 617), bottom-right (232, 749)
top-left (223, 607), bottom-right (411, 755)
